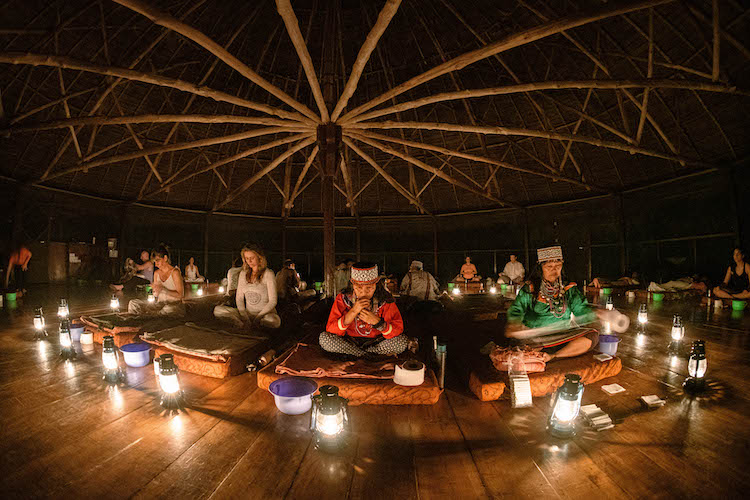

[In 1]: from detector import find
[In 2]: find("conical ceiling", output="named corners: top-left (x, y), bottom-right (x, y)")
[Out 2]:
top-left (1, 0), bottom-right (748, 216)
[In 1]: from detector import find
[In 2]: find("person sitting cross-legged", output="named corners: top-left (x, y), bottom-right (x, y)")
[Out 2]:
top-left (319, 262), bottom-right (406, 358)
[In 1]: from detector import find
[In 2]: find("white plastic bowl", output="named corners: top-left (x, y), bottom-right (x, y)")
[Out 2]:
top-left (268, 377), bottom-right (318, 415)
top-left (120, 343), bottom-right (152, 367)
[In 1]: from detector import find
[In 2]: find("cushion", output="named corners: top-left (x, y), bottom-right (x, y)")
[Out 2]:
top-left (152, 346), bottom-right (251, 379)
top-left (141, 323), bottom-right (267, 363)
top-left (275, 343), bottom-right (396, 379)
top-left (469, 352), bottom-right (622, 401)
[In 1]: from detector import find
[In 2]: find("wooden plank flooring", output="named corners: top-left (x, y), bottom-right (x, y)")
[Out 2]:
top-left (1, 286), bottom-right (749, 499)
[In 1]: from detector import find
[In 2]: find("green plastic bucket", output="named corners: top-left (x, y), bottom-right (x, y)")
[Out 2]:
top-left (314, 281), bottom-right (323, 291)
top-left (447, 282), bottom-right (455, 291)
top-left (731, 300), bottom-right (747, 311)
top-left (5, 292), bottom-right (17, 302)
top-left (602, 287), bottom-right (613, 295)
top-left (191, 283), bottom-right (200, 291)
top-left (652, 293), bottom-right (664, 302)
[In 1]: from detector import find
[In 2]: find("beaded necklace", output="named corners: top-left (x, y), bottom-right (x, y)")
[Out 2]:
top-left (540, 278), bottom-right (566, 318)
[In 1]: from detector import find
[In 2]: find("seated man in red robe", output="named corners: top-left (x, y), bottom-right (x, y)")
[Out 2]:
top-left (319, 262), bottom-right (406, 357)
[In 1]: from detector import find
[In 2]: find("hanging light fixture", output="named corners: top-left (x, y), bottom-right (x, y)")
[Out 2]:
top-left (683, 340), bottom-right (707, 393)
top-left (547, 374), bottom-right (584, 438)
top-left (668, 314), bottom-right (685, 354)
top-left (147, 289), bottom-right (155, 303)
top-left (59, 318), bottom-right (76, 360)
top-left (311, 385), bottom-right (350, 450)
top-left (33, 307), bottom-right (47, 340)
top-left (157, 354), bottom-right (184, 409)
top-left (57, 298), bottom-right (69, 318)
top-left (110, 294), bottom-right (120, 312)
top-left (102, 335), bottom-right (124, 384)
top-left (605, 296), bottom-right (614, 310)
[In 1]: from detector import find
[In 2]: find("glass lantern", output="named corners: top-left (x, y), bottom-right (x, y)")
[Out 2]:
top-left (452, 287), bottom-right (461, 296)
top-left (110, 294), bottom-right (120, 312)
top-left (547, 374), bottom-right (584, 438)
top-left (668, 314), bottom-right (685, 354)
top-left (311, 385), bottom-right (350, 450)
top-left (59, 319), bottom-right (76, 360)
top-left (57, 298), bottom-right (69, 318)
top-left (637, 304), bottom-right (648, 325)
top-left (218, 286), bottom-right (225, 294)
top-left (683, 340), bottom-right (707, 393)
top-left (102, 335), bottom-right (124, 384)
top-left (605, 296), bottom-right (614, 311)
top-left (158, 354), bottom-right (184, 409)
top-left (197, 288), bottom-right (204, 296)
top-left (489, 286), bottom-right (497, 295)
top-left (33, 307), bottom-right (47, 340)
top-left (147, 290), bottom-right (155, 303)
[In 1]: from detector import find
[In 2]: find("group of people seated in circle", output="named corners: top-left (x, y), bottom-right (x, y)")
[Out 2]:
top-left (452, 255), bottom-right (526, 286)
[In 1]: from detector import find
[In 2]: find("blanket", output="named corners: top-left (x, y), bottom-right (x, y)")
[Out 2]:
top-left (141, 323), bottom-right (267, 362)
top-left (275, 342), bottom-right (397, 379)
top-left (79, 313), bottom-right (146, 334)
top-left (489, 346), bottom-right (546, 373)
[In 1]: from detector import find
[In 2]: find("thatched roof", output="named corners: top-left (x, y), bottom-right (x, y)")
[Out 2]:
top-left (1, 0), bottom-right (748, 216)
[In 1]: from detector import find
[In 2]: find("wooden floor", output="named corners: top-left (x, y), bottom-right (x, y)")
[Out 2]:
top-left (1, 286), bottom-right (749, 499)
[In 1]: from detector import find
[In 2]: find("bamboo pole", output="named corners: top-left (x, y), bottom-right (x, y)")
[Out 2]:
top-left (345, 133), bottom-right (516, 207)
top-left (111, 91), bottom-right (161, 182)
top-left (635, 9), bottom-right (654, 145)
top-left (343, 78), bottom-right (743, 124)
top-left (686, 2), bottom-right (749, 61)
top-left (275, 0), bottom-right (328, 122)
top-left (149, 133), bottom-right (314, 198)
top-left (0, 52), bottom-right (313, 123)
top-left (3, 114), bottom-right (306, 135)
top-left (113, 0), bottom-right (320, 124)
top-left (342, 138), bottom-right (428, 213)
top-left (348, 129), bottom-right (606, 191)
top-left (214, 137), bottom-right (316, 211)
top-left (48, 126), bottom-right (307, 181)
top-left (338, 0), bottom-right (675, 122)
top-left (347, 121), bottom-right (711, 168)
top-left (8, 87), bottom-right (98, 125)
top-left (330, 0), bottom-right (401, 121)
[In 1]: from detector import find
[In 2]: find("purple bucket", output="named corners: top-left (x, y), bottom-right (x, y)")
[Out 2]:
top-left (120, 342), bottom-right (152, 367)
top-left (597, 335), bottom-right (621, 356)
top-left (268, 377), bottom-right (318, 415)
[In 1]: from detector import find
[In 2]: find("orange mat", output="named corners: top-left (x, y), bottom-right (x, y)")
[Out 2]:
top-left (151, 345), bottom-right (255, 379)
top-left (469, 352), bottom-right (622, 401)
top-left (257, 353), bottom-right (442, 406)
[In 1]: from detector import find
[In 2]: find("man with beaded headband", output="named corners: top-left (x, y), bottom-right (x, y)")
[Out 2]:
top-left (320, 262), bottom-right (407, 357)
top-left (505, 246), bottom-right (603, 362)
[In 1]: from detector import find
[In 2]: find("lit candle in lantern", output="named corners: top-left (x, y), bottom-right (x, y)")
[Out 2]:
top-left (196, 288), bottom-right (204, 296)
top-left (637, 304), bottom-right (648, 324)
top-left (683, 340), bottom-right (707, 393)
top-left (57, 298), bottom-right (69, 318)
top-left (110, 294), bottom-right (120, 312)
top-left (102, 335), bottom-right (123, 384)
top-left (668, 314), bottom-right (685, 354)
top-left (59, 319), bottom-right (76, 360)
top-left (311, 385), bottom-right (350, 450)
top-left (218, 286), bottom-right (225, 293)
top-left (33, 307), bottom-right (47, 340)
top-left (489, 286), bottom-right (497, 294)
top-left (547, 374), bottom-right (584, 438)
top-left (605, 296), bottom-right (614, 310)
top-left (158, 354), bottom-right (184, 409)
top-left (452, 287), bottom-right (461, 296)
top-left (147, 289), bottom-right (155, 303)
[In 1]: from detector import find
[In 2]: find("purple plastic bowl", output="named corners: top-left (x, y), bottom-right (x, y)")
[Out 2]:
top-left (268, 377), bottom-right (318, 415)
top-left (597, 335), bottom-right (621, 356)
top-left (120, 342), bottom-right (152, 367)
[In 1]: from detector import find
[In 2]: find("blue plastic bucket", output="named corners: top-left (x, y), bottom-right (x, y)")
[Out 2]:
top-left (70, 322), bottom-right (85, 342)
top-left (120, 342), bottom-right (152, 367)
top-left (268, 377), bottom-right (318, 415)
top-left (597, 335), bottom-right (621, 356)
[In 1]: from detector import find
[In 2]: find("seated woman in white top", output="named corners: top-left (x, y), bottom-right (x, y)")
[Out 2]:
top-left (128, 245), bottom-right (185, 317)
top-left (214, 244), bottom-right (281, 329)
top-left (184, 257), bottom-right (204, 283)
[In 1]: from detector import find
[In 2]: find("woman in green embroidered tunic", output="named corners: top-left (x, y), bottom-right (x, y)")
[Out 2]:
top-left (506, 246), bottom-right (605, 362)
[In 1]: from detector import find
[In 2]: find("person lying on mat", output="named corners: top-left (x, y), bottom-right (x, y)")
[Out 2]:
top-left (184, 257), bottom-right (204, 283)
top-left (214, 244), bottom-right (281, 329)
top-left (456, 256), bottom-right (481, 282)
top-left (590, 272), bottom-right (640, 289)
top-left (320, 262), bottom-right (406, 357)
top-left (506, 245), bottom-right (620, 362)
top-left (497, 254), bottom-right (525, 285)
top-left (713, 247), bottom-right (750, 299)
top-left (128, 245), bottom-right (185, 317)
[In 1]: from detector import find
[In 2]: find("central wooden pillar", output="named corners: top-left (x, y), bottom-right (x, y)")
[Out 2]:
top-left (318, 124), bottom-right (341, 295)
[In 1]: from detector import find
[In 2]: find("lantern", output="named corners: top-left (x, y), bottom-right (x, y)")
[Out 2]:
top-left (102, 335), bottom-right (124, 384)
top-left (57, 298), bottom-right (69, 318)
top-left (668, 314), bottom-right (685, 354)
top-left (605, 296), bottom-right (614, 311)
top-left (110, 294), bottom-right (120, 312)
top-left (489, 286), bottom-right (497, 294)
top-left (452, 287), bottom-right (461, 296)
top-left (147, 289), bottom-right (155, 303)
top-left (311, 385), bottom-right (350, 450)
top-left (33, 307), bottom-right (47, 340)
top-left (219, 286), bottom-right (225, 294)
top-left (196, 288), bottom-right (204, 296)
top-left (683, 340), bottom-right (707, 393)
top-left (59, 319), bottom-right (76, 360)
top-left (158, 354), bottom-right (184, 409)
top-left (547, 374), bottom-right (584, 438)
top-left (602, 320), bottom-right (612, 334)
top-left (637, 304), bottom-right (648, 325)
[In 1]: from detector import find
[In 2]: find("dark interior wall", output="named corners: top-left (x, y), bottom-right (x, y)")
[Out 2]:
top-left (2, 168), bottom-right (745, 286)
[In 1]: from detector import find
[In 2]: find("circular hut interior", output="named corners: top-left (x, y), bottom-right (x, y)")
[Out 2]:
top-left (1, 0), bottom-right (749, 497)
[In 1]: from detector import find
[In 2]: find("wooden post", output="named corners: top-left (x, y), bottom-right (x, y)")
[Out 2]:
top-left (355, 215), bottom-right (362, 261)
top-left (203, 213), bottom-right (210, 279)
top-left (318, 124), bottom-right (341, 295)
top-left (281, 216), bottom-right (288, 261)
top-left (432, 216), bottom-right (439, 277)
top-left (10, 182), bottom-right (27, 251)
top-left (117, 202), bottom-right (130, 281)
top-left (522, 208), bottom-right (530, 269)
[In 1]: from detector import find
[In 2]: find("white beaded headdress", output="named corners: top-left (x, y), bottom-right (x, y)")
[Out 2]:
top-left (351, 263), bottom-right (379, 284)
top-left (537, 245), bottom-right (563, 263)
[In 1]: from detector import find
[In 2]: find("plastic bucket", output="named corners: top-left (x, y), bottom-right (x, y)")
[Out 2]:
top-left (652, 293), bottom-right (664, 302)
top-left (70, 322), bottom-right (85, 342)
top-left (5, 292), bottom-right (17, 302)
top-left (597, 335), bottom-right (621, 356)
top-left (268, 377), bottom-right (318, 415)
top-left (732, 300), bottom-right (747, 311)
top-left (447, 282), bottom-right (455, 291)
top-left (190, 283), bottom-right (200, 291)
top-left (602, 287), bottom-right (613, 295)
top-left (120, 343), bottom-right (152, 367)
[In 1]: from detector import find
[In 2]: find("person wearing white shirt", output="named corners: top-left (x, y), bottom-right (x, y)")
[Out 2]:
top-left (498, 254), bottom-right (525, 285)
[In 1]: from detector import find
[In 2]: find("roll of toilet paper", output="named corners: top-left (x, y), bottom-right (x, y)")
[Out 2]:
top-left (79, 332), bottom-right (94, 344)
top-left (394, 359), bottom-right (425, 386)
